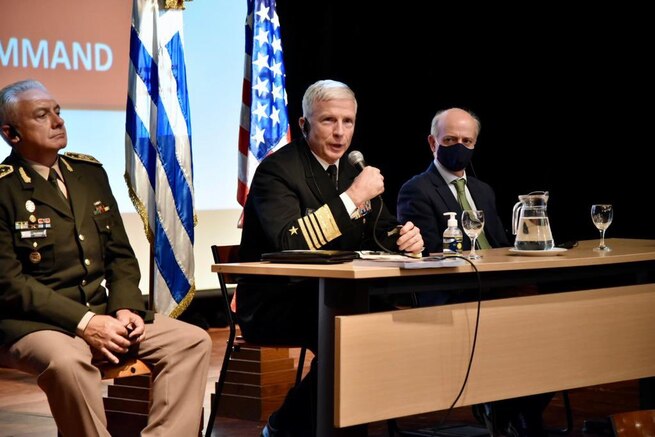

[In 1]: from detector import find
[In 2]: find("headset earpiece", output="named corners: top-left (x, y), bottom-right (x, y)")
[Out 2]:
top-left (8, 125), bottom-right (20, 140)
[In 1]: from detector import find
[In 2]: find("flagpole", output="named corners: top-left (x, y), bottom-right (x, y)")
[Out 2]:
top-left (148, 243), bottom-right (155, 310)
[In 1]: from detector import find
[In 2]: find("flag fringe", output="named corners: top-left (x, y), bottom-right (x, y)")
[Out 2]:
top-left (168, 283), bottom-right (195, 318)
top-left (124, 172), bottom-right (154, 245)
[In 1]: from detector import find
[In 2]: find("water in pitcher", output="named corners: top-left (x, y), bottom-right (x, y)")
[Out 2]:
top-left (512, 191), bottom-right (555, 250)
top-left (514, 217), bottom-right (554, 250)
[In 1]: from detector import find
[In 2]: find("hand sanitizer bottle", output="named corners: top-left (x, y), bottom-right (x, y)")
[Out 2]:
top-left (443, 212), bottom-right (463, 256)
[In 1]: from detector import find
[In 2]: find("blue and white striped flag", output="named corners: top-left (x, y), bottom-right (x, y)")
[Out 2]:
top-left (124, 0), bottom-right (195, 317)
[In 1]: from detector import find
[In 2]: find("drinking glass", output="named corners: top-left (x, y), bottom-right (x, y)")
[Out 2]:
top-left (590, 204), bottom-right (613, 252)
top-left (461, 209), bottom-right (485, 260)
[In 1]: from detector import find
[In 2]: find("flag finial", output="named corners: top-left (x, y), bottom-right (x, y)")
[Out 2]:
top-left (164, 0), bottom-right (190, 10)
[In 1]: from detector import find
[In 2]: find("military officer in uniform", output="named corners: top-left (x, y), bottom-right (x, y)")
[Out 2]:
top-left (238, 79), bottom-right (424, 437)
top-left (0, 79), bottom-right (212, 437)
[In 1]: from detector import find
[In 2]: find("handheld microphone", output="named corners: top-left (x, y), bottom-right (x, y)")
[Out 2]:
top-left (347, 149), bottom-right (399, 254)
top-left (347, 150), bottom-right (366, 171)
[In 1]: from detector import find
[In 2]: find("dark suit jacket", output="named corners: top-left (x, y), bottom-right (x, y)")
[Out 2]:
top-left (397, 162), bottom-right (510, 254)
top-left (237, 139), bottom-right (400, 344)
top-left (0, 151), bottom-right (152, 346)
top-left (240, 139), bottom-right (399, 260)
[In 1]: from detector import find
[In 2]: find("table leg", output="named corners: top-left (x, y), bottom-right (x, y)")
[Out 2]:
top-left (317, 278), bottom-right (369, 437)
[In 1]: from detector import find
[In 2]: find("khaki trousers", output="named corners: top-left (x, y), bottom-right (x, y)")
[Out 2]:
top-left (0, 314), bottom-right (212, 437)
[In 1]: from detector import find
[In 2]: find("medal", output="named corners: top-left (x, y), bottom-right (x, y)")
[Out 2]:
top-left (28, 214), bottom-right (36, 223)
top-left (36, 218), bottom-right (51, 229)
top-left (29, 251), bottom-right (41, 264)
top-left (25, 200), bottom-right (35, 213)
top-left (93, 200), bottom-right (110, 215)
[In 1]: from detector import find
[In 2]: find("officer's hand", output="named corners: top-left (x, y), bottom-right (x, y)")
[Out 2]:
top-left (345, 166), bottom-right (384, 206)
top-left (82, 315), bottom-right (131, 364)
top-left (396, 221), bottom-right (424, 255)
top-left (116, 309), bottom-right (146, 344)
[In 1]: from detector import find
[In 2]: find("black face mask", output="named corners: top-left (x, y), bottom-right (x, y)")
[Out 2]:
top-left (436, 143), bottom-right (474, 172)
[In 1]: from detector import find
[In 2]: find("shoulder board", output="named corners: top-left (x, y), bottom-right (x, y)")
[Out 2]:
top-left (64, 152), bottom-right (102, 165)
top-left (0, 164), bottom-right (14, 180)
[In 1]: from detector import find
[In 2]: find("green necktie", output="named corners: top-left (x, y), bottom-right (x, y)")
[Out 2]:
top-left (453, 178), bottom-right (491, 249)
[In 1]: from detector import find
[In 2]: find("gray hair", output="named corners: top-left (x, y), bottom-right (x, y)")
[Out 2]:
top-left (0, 79), bottom-right (47, 126)
top-left (301, 79), bottom-right (357, 119)
top-left (430, 107), bottom-right (481, 137)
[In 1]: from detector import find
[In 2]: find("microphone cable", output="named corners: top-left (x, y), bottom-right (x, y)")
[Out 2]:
top-left (393, 255), bottom-right (483, 436)
top-left (352, 145), bottom-right (485, 432)
top-left (435, 255), bottom-right (483, 431)
top-left (348, 149), bottom-right (402, 254)
top-left (372, 195), bottom-right (401, 254)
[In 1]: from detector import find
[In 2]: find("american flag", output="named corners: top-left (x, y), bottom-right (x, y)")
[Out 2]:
top-left (124, 0), bottom-right (195, 317)
top-left (237, 0), bottom-right (290, 215)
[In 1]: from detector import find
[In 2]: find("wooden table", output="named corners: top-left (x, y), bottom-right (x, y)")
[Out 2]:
top-left (213, 238), bottom-right (655, 436)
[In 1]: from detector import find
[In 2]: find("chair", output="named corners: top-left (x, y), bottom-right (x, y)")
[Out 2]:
top-left (610, 409), bottom-right (655, 436)
top-left (97, 359), bottom-right (153, 437)
top-left (96, 357), bottom-right (151, 379)
top-left (204, 244), bottom-right (307, 437)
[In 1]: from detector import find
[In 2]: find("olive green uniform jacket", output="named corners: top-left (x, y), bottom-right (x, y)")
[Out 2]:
top-left (0, 150), bottom-right (152, 346)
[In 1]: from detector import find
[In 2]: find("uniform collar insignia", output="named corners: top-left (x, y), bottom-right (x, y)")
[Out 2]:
top-left (0, 164), bottom-right (14, 179)
top-left (19, 167), bottom-right (31, 183)
top-left (60, 157), bottom-right (74, 173)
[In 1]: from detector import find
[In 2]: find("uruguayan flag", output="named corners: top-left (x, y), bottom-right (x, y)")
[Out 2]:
top-left (124, 0), bottom-right (195, 317)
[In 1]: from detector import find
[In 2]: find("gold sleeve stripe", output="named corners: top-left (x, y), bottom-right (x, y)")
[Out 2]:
top-left (297, 217), bottom-right (317, 250)
top-left (307, 213), bottom-right (327, 246)
top-left (296, 205), bottom-right (342, 250)
top-left (314, 205), bottom-right (341, 242)
top-left (300, 215), bottom-right (322, 249)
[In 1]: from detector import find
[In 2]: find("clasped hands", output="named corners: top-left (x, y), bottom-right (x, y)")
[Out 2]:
top-left (82, 309), bottom-right (145, 364)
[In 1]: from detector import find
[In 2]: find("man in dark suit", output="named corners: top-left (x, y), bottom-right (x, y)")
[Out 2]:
top-left (398, 107), bottom-right (551, 436)
top-left (0, 80), bottom-right (211, 437)
top-left (238, 79), bottom-right (424, 436)
top-left (397, 107), bottom-right (508, 255)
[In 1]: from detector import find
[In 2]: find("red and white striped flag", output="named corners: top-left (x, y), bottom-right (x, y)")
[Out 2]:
top-left (236, 0), bottom-right (290, 225)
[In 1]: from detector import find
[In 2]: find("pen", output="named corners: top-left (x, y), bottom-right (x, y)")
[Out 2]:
top-left (387, 225), bottom-right (403, 237)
